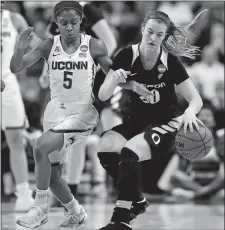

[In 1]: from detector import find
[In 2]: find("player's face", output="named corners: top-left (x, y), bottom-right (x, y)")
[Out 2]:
top-left (141, 19), bottom-right (167, 51)
top-left (56, 9), bottom-right (82, 42)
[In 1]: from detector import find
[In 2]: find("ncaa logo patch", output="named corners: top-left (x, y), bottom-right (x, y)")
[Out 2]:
top-left (80, 45), bottom-right (88, 52)
top-left (66, 136), bottom-right (76, 148)
top-left (158, 64), bottom-right (166, 80)
top-left (158, 64), bottom-right (166, 73)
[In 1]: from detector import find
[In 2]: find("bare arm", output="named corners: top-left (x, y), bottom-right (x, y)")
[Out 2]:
top-left (176, 78), bottom-right (203, 115)
top-left (90, 37), bottom-right (121, 101)
top-left (10, 36), bottom-right (51, 74)
top-left (11, 12), bottom-right (41, 48)
top-left (90, 37), bottom-right (113, 74)
top-left (91, 19), bottom-right (117, 57)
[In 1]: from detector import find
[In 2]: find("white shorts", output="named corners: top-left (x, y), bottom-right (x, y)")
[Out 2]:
top-left (43, 100), bottom-right (99, 164)
top-left (1, 74), bottom-right (29, 130)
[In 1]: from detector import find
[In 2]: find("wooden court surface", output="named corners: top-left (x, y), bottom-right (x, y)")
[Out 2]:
top-left (1, 198), bottom-right (224, 230)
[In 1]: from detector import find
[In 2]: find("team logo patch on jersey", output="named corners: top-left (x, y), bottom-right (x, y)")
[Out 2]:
top-left (158, 64), bottom-right (166, 73)
top-left (54, 46), bottom-right (60, 53)
top-left (79, 53), bottom-right (87, 58)
top-left (66, 136), bottom-right (76, 148)
top-left (80, 45), bottom-right (88, 52)
top-left (152, 133), bottom-right (161, 145)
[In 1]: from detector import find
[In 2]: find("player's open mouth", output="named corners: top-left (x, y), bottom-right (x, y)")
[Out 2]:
top-left (148, 43), bottom-right (156, 46)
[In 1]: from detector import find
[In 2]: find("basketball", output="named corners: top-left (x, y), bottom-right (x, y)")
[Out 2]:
top-left (175, 124), bottom-right (214, 160)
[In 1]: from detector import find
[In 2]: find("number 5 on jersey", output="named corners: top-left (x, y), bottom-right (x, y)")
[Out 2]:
top-left (63, 71), bottom-right (73, 89)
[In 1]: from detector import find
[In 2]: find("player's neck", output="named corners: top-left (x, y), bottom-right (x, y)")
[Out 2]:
top-left (60, 33), bottom-right (81, 49)
top-left (139, 43), bottom-right (161, 62)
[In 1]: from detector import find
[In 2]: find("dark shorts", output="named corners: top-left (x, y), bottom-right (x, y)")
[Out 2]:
top-left (110, 113), bottom-right (183, 159)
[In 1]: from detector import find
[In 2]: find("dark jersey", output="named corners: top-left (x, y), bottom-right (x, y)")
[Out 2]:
top-left (48, 3), bottom-right (104, 37)
top-left (111, 44), bottom-right (189, 124)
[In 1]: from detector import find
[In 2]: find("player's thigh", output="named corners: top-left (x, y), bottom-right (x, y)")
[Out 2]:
top-left (2, 90), bottom-right (28, 131)
top-left (97, 130), bottom-right (127, 153)
top-left (124, 132), bottom-right (152, 162)
top-left (34, 130), bottom-right (64, 154)
top-left (4, 128), bottom-right (24, 149)
top-left (100, 108), bottom-right (122, 132)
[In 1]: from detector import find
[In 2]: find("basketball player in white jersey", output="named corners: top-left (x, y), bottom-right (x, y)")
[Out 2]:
top-left (10, 1), bottom-right (119, 228)
top-left (1, 0), bottom-right (40, 211)
top-left (39, 1), bottom-right (118, 199)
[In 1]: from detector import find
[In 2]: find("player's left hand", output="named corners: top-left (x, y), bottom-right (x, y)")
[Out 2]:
top-left (181, 111), bottom-right (204, 133)
top-left (1, 79), bottom-right (5, 92)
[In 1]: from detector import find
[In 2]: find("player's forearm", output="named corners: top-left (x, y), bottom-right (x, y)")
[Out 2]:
top-left (185, 96), bottom-right (203, 115)
top-left (118, 81), bottom-right (135, 90)
top-left (98, 75), bottom-right (118, 101)
top-left (10, 44), bottom-right (26, 73)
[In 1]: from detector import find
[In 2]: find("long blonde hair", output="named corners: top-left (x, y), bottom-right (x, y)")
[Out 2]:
top-left (142, 10), bottom-right (208, 59)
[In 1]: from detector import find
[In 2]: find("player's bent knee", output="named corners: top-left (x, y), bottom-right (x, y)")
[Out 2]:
top-left (124, 136), bottom-right (151, 162)
top-left (86, 134), bottom-right (100, 146)
top-left (98, 130), bottom-right (126, 153)
top-left (33, 138), bottom-right (47, 161)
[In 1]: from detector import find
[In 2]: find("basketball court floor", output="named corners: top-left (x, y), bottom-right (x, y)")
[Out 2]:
top-left (1, 196), bottom-right (224, 230)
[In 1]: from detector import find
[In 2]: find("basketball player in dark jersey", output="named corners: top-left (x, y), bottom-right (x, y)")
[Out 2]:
top-left (97, 11), bottom-right (205, 230)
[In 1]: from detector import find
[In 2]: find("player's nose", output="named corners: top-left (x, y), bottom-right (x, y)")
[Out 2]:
top-left (66, 24), bottom-right (73, 31)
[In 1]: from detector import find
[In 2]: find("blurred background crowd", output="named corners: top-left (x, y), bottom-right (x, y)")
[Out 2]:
top-left (1, 1), bottom-right (224, 205)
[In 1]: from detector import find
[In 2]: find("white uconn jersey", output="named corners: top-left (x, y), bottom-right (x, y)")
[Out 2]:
top-left (47, 34), bottom-right (96, 105)
top-left (1, 10), bottom-right (18, 79)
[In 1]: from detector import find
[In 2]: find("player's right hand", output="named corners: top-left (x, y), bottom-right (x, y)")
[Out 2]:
top-left (111, 69), bottom-right (129, 84)
top-left (17, 27), bottom-right (34, 49)
top-left (133, 82), bottom-right (154, 98)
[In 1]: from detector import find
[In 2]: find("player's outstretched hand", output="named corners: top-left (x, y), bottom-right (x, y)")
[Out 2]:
top-left (1, 79), bottom-right (5, 92)
top-left (17, 27), bottom-right (34, 49)
top-left (111, 69), bottom-right (129, 84)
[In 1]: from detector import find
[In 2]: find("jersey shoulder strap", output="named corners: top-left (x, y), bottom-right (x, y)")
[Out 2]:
top-left (131, 44), bottom-right (139, 66)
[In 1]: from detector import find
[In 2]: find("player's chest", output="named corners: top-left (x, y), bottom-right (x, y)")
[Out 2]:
top-left (50, 54), bottom-right (90, 72)
top-left (129, 59), bottom-right (170, 87)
